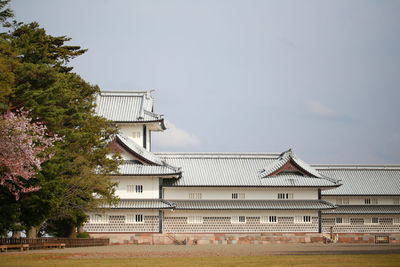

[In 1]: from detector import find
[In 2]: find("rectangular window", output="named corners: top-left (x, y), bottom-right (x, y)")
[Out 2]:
top-left (335, 217), bottom-right (350, 225)
top-left (393, 217), bottom-right (400, 225)
top-left (127, 185), bottom-right (134, 192)
top-left (187, 216), bottom-right (203, 224)
top-left (189, 193), bottom-right (202, 199)
top-left (394, 198), bottom-right (400, 205)
top-left (342, 199), bottom-right (349, 205)
top-left (231, 216), bottom-right (246, 224)
top-left (231, 193), bottom-right (245, 199)
top-left (294, 215), bottom-right (311, 223)
top-left (278, 193), bottom-right (293, 199)
top-left (132, 131), bottom-right (141, 139)
top-left (135, 214), bottom-right (143, 223)
top-left (260, 216), bottom-right (277, 223)
top-left (365, 217), bottom-right (379, 225)
top-left (135, 185), bottom-right (143, 193)
top-left (365, 199), bottom-right (371, 205)
top-left (371, 199), bottom-right (378, 205)
top-left (126, 214), bottom-right (143, 223)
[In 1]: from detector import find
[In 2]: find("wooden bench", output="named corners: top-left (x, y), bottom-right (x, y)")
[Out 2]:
top-left (0, 244), bottom-right (29, 252)
top-left (43, 243), bottom-right (66, 249)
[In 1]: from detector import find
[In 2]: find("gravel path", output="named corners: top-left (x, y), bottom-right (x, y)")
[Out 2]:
top-left (3, 243), bottom-right (400, 259)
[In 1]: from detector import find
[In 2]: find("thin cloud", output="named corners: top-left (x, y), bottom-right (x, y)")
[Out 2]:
top-left (305, 100), bottom-right (337, 118)
top-left (152, 121), bottom-right (200, 148)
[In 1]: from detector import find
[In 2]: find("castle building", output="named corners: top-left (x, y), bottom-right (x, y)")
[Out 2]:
top-left (83, 91), bottom-right (400, 244)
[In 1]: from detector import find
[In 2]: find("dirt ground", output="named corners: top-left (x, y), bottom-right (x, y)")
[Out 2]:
top-left (3, 243), bottom-right (400, 259)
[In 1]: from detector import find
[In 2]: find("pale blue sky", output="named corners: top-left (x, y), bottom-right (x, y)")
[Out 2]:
top-left (10, 0), bottom-right (400, 164)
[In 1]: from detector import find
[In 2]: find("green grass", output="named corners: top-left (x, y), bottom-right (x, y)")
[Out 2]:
top-left (0, 254), bottom-right (400, 267)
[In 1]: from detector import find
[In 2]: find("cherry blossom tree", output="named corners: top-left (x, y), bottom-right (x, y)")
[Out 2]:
top-left (0, 109), bottom-right (60, 200)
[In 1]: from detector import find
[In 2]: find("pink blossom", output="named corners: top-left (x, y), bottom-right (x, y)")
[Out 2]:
top-left (0, 109), bottom-right (61, 200)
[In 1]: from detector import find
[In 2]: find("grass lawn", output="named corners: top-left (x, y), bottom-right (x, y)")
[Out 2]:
top-left (0, 254), bottom-right (400, 267)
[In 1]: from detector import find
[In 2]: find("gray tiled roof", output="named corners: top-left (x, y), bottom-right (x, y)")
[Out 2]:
top-left (317, 166), bottom-right (400, 196)
top-left (322, 205), bottom-right (400, 214)
top-left (260, 174), bottom-right (340, 187)
top-left (117, 134), bottom-right (164, 165)
top-left (169, 200), bottom-right (336, 210)
top-left (157, 153), bottom-right (338, 187)
top-left (118, 160), bottom-right (181, 176)
top-left (102, 199), bottom-right (173, 209)
top-left (95, 91), bottom-right (163, 123)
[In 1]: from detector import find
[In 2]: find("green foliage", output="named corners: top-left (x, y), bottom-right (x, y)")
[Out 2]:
top-left (77, 232), bottom-right (90, 238)
top-left (0, 7), bottom-right (120, 236)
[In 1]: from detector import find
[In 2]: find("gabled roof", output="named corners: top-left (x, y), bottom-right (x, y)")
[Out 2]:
top-left (95, 91), bottom-right (165, 129)
top-left (157, 152), bottom-right (339, 188)
top-left (116, 134), bottom-right (164, 165)
top-left (259, 149), bottom-right (322, 178)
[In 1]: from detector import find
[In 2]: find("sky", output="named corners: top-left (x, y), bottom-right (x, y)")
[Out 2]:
top-left (10, 0), bottom-right (400, 164)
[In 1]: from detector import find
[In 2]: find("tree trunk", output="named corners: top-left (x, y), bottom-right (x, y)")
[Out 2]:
top-left (69, 225), bottom-right (77, 238)
top-left (27, 226), bottom-right (38, 238)
top-left (11, 231), bottom-right (21, 238)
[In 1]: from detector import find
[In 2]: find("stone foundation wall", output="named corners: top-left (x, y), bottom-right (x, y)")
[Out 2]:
top-left (89, 232), bottom-right (324, 245)
top-left (332, 233), bottom-right (400, 244)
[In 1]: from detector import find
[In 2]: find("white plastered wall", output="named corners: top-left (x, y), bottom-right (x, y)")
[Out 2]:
top-left (117, 123), bottom-right (152, 151)
top-left (322, 196), bottom-right (399, 205)
top-left (164, 210), bottom-right (318, 217)
top-left (164, 187), bottom-right (318, 200)
top-left (114, 176), bottom-right (159, 199)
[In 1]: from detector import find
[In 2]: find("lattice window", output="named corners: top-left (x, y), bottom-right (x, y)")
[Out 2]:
top-left (278, 193), bottom-right (294, 199)
top-left (189, 193), bottom-right (202, 199)
top-left (90, 214), bottom-right (108, 223)
top-left (127, 185), bottom-right (134, 192)
top-left (261, 216), bottom-right (277, 223)
top-left (336, 198), bottom-right (350, 205)
top-left (187, 216), bottom-right (203, 224)
top-left (135, 214), bottom-right (143, 223)
top-left (132, 131), bottom-right (141, 139)
top-left (365, 217), bottom-right (379, 225)
top-left (126, 214), bottom-right (143, 224)
top-left (394, 217), bottom-right (400, 225)
top-left (365, 198), bottom-right (378, 205)
top-left (231, 216), bottom-right (246, 223)
top-left (294, 216), bottom-right (312, 223)
top-left (335, 217), bottom-right (350, 225)
top-left (232, 193), bottom-right (245, 199)
top-left (394, 198), bottom-right (400, 205)
top-left (135, 185), bottom-right (143, 193)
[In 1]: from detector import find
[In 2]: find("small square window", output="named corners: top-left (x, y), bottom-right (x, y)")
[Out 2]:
top-left (135, 185), bottom-right (143, 193)
top-left (365, 199), bottom-right (371, 205)
top-left (303, 216), bottom-right (311, 223)
top-left (336, 218), bottom-right (343, 224)
top-left (372, 217), bottom-right (379, 224)
top-left (232, 193), bottom-right (238, 199)
top-left (238, 216), bottom-right (246, 223)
